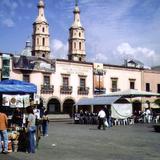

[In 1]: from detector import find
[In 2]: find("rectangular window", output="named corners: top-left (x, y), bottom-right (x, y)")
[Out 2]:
top-left (42, 38), bottom-right (45, 46)
top-left (129, 79), bottom-right (135, 89)
top-left (112, 80), bottom-right (117, 89)
top-left (63, 77), bottom-right (69, 87)
top-left (80, 78), bottom-right (85, 88)
top-left (23, 74), bottom-right (30, 82)
top-left (157, 84), bottom-right (160, 93)
top-left (146, 83), bottom-right (150, 92)
top-left (111, 78), bottom-right (118, 92)
top-left (130, 81), bottom-right (135, 89)
top-left (3, 59), bottom-right (10, 66)
top-left (2, 58), bottom-right (10, 79)
top-left (44, 75), bottom-right (50, 85)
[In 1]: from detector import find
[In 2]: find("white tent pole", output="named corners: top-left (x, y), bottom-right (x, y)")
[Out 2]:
top-left (91, 105), bottom-right (93, 113)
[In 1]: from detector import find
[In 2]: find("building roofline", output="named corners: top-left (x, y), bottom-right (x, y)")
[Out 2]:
top-left (0, 52), bottom-right (14, 57)
top-left (55, 58), bottom-right (93, 65)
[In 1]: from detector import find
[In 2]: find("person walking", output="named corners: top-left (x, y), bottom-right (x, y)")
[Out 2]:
top-left (0, 110), bottom-right (8, 154)
top-left (42, 111), bottom-right (49, 137)
top-left (97, 107), bottom-right (106, 130)
top-left (104, 106), bottom-right (112, 128)
top-left (26, 107), bottom-right (36, 153)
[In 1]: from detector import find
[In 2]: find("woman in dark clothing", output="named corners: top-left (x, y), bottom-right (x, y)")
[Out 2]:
top-left (12, 108), bottom-right (23, 127)
top-left (42, 111), bottom-right (49, 137)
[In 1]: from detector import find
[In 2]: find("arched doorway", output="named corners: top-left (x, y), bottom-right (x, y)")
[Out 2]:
top-left (63, 99), bottom-right (75, 117)
top-left (132, 100), bottom-right (141, 115)
top-left (47, 98), bottom-right (61, 114)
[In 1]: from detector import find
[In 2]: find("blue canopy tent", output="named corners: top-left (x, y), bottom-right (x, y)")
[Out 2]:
top-left (0, 79), bottom-right (37, 123)
top-left (0, 79), bottom-right (37, 94)
top-left (0, 79), bottom-right (37, 114)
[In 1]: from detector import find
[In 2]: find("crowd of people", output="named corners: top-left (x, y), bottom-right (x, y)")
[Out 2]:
top-left (133, 108), bottom-right (160, 124)
top-left (0, 105), bottom-right (49, 154)
top-left (74, 107), bottom-right (112, 130)
top-left (74, 107), bottom-right (160, 130)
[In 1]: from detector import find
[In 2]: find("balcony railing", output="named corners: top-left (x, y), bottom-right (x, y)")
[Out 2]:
top-left (41, 85), bottom-right (54, 94)
top-left (78, 87), bottom-right (89, 95)
top-left (94, 87), bottom-right (106, 94)
top-left (60, 86), bottom-right (72, 94)
top-left (110, 88), bottom-right (120, 92)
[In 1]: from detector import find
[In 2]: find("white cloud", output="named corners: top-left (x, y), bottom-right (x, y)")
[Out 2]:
top-left (89, 52), bottom-right (108, 63)
top-left (117, 42), bottom-right (155, 57)
top-left (51, 39), bottom-right (68, 59)
top-left (116, 42), bottom-right (156, 66)
top-left (0, 0), bottom-right (18, 27)
top-left (2, 18), bottom-right (15, 27)
top-left (117, 43), bottom-right (135, 56)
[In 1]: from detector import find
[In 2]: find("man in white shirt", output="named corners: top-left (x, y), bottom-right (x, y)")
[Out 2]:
top-left (98, 108), bottom-right (106, 130)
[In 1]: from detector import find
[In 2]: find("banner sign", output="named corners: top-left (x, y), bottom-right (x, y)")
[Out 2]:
top-left (2, 94), bottom-right (30, 108)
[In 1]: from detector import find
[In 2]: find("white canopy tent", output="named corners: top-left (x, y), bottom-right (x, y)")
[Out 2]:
top-left (76, 96), bottom-right (132, 119)
top-left (101, 89), bottom-right (160, 98)
top-left (76, 96), bottom-right (121, 106)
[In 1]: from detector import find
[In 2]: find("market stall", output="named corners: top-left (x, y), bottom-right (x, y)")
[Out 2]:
top-left (0, 79), bottom-right (37, 152)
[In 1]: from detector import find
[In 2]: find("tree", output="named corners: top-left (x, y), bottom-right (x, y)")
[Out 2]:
top-left (154, 99), bottom-right (160, 107)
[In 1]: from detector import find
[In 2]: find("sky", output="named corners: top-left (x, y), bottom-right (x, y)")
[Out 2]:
top-left (0, 0), bottom-right (160, 67)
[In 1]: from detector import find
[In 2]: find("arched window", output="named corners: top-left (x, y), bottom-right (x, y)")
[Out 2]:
top-left (37, 38), bottom-right (39, 45)
top-left (74, 42), bottom-right (76, 49)
top-left (79, 32), bottom-right (81, 37)
top-left (42, 27), bottom-right (45, 32)
top-left (79, 42), bottom-right (81, 50)
top-left (42, 38), bottom-right (45, 46)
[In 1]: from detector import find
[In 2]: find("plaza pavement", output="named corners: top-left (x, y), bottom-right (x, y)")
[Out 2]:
top-left (0, 122), bottom-right (160, 160)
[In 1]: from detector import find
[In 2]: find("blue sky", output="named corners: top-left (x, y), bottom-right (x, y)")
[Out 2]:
top-left (0, 0), bottom-right (160, 67)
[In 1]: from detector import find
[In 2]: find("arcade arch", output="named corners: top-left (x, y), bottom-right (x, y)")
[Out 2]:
top-left (47, 98), bottom-right (61, 114)
top-left (63, 98), bottom-right (75, 117)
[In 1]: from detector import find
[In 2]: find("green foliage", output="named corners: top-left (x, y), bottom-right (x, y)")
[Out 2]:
top-left (154, 99), bottom-right (160, 107)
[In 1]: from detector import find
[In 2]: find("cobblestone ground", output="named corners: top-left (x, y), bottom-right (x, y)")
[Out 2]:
top-left (0, 122), bottom-right (160, 160)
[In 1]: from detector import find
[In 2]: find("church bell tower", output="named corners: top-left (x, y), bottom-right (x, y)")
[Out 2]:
top-left (32, 0), bottom-right (50, 58)
top-left (68, 0), bottom-right (86, 62)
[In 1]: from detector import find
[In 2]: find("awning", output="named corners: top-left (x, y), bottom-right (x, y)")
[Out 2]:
top-left (102, 89), bottom-right (160, 98)
top-left (76, 96), bottom-right (121, 106)
top-left (0, 79), bottom-right (37, 94)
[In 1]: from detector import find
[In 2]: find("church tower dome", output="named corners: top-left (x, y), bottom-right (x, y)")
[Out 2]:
top-left (68, 0), bottom-right (86, 62)
top-left (32, 0), bottom-right (50, 58)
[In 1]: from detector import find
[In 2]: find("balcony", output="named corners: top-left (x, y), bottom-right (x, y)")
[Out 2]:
top-left (41, 85), bottom-right (54, 94)
top-left (94, 87), bottom-right (106, 95)
top-left (60, 86), bottom-right (72, 94)
top-left (78, 87), bottom-right (89, 95)
top-left (110, 88), bottom-right (120, 92)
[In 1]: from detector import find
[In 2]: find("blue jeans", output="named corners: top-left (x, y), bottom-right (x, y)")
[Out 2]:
top-left (42, 122), bottom-right (48, 136)
top-left (0, 130), bottom-right (8, 152)
top-left (107, 116), bottom-right (112, 128)
top-left (28, 126), bottom-right (36, 153)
